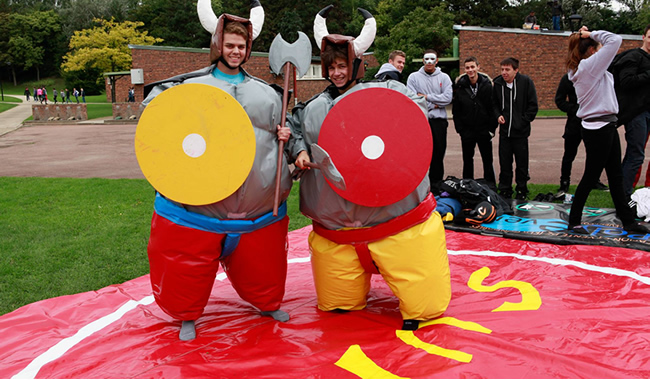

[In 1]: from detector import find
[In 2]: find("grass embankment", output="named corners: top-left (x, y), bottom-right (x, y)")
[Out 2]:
top-left (0, 177), bottom-right (612, 316)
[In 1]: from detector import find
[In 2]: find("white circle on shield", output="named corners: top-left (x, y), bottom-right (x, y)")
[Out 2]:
top-left (182, 133), bottom-right (207, 158)
top-left (361, 135), bottom-right (385, 160)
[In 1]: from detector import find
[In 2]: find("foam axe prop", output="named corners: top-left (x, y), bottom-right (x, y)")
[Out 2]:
top-left (303, 143), bottom-right (347, 191)
top-left (269, 31), bottom-right (312, 216)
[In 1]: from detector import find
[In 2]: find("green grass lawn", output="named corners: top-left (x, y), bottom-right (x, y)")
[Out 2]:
top-left (0, 103), bottom-right (18, 113)
top-left (0, 94), bottom-right (22, 103)
top-left (0, 177), bottom-right (613, 316)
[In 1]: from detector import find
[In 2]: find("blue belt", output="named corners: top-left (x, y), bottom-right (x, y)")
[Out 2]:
top-left (154, 193), bottom-right (287, 258)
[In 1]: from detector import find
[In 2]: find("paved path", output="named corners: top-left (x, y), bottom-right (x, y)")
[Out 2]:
top-left (0, 96), bottom-right (629, 185)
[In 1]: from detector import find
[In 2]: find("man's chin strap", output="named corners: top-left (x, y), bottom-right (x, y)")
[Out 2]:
top-left (218, 56), bottom-right (238, 71)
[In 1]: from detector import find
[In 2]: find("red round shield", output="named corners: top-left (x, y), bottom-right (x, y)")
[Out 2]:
top-left (318, 87), bottom-right (432, 207)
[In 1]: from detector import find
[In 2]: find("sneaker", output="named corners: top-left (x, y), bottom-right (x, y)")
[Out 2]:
top-left (594, 181), bottom-right (609, 191)
top-left (623, 221), bottom-right (650, 234)
top-left (515, 191), bottom-right (528, 201)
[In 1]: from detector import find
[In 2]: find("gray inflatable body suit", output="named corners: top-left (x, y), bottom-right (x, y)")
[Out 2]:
top-left (292, 80), bottom-right (429, 229)
top-left (143, 65), bottom-right (292, 218)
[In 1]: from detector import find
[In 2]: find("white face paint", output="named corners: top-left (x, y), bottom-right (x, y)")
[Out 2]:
top-left (423, 53), bottom-right (437, 64)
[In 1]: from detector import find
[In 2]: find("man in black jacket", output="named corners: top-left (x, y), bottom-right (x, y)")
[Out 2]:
top-left (616, 24), bottom-right (650, 196)
top-left (492, 57), bottom-right (538, 200)
top-left (452, 56), bottom-right (497, 189)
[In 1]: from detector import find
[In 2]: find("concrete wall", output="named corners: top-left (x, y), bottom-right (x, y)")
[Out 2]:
top-left (32, 104), bottom-right (88, 121)
top-left (455, 26), bottom-right (642, 110)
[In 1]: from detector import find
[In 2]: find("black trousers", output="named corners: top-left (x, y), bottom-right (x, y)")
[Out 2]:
top-left (560, 128), bottom-right (582, 184)
top-left (461, 135), bottom-right (496, 186)
top-left (498, 135), bottom-right (530, 195)
top-left (428, 118), bottom-right (448, 184)
top-left (569, 123), bottom-right (635, 226)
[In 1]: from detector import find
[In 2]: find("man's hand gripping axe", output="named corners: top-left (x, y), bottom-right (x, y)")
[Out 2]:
top-left (269, 31), bottom-right (312, 216)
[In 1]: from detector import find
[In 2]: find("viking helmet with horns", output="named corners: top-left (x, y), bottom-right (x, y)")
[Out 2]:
top-left (197, 0), bottom-right (265, 65)
top-left (313, 5), bottom-right (376, 86)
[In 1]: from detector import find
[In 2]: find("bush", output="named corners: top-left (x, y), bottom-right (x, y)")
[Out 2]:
top-left (62, 68), bottom-right (105, 95)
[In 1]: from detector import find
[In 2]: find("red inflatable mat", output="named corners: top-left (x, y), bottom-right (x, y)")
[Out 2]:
top-left (1, 227), bottom-right (649, 378)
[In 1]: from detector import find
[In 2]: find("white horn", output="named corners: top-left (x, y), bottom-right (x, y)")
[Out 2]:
top-left (250, 0), bottom-right (264, 40)
top-left (353, 8), bottom-right (376, 57)
top-left (197, 0), bottom-right (218, 34)
top-left (313, 5), bottom-right (333, 49)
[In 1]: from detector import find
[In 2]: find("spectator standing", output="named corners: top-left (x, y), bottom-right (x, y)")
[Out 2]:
top-left (375, 50), bottom-right (406, 81)
top-left (565, 27), bottom-right (650, 234)
top-left (554, 73), bottom-right (609, 195)
top-left (614, 24), bottom-right (650, 196)
top-left (452, 56), bottom-right (497, 188)
top-left (492, 57), bottom-right (538, 200)
top-left (24, 87), bottom-right (30, 101)
top-left (407, 49), bottom-right (453, 187)
top-left (128, 87), bottom-right (135, 102)
top-left (548, 0), bottom-right (563, 30)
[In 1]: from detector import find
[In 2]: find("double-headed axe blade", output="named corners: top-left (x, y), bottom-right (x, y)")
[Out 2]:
top-left (269, 31), bottom-right (312, 78)
top-left (310, 143), bottom-right (347, 191)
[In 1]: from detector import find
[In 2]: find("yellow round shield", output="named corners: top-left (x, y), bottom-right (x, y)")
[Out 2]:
top-left (135, 83), bottom-right (256, 206)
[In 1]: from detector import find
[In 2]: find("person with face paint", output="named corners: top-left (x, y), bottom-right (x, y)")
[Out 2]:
top-left (407, 50), bottom-right (453, 189)
top-left (292, 6), bottom-right (451, 331)
top-left (492, 57), bottom-right (538, 200)
top-left (141, 0), bottom-right (293, 341)
top-left (452, 56), bottom-right (497, 189)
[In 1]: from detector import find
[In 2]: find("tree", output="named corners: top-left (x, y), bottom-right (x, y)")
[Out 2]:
top-left (61, 18), bottom-right (162, 89)
top-left (128, 0), bottom-right (221, 49)
top-left (374, 4), bottom-right (455, 76)
top-left (58, 0), bottom-right (140, 40)
top-left (5, 10), bottom-right (62, 84)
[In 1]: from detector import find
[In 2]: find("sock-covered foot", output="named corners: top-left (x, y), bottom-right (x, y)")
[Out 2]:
top-left (401, 319), bottom-right (420, 331)
top-left (623, 221), bottom-right (650, 234)
top-left (261, 309), bottom-right (290, 322)
top-left (179, 320), bottom-right (196, 341)
top-left (568, 225), bottom-right (590, 234)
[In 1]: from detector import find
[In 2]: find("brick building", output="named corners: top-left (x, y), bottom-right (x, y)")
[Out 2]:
top-left (454, 25), bottom-right (642, 109)
top-left (105, 44), bottom-right (379, 106)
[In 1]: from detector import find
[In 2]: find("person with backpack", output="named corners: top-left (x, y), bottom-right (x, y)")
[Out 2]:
top-left (612, 24), bottom-right (650, 196)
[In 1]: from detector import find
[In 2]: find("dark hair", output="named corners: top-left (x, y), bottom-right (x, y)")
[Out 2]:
top-left (424, 49), bottom-right (437, 56)
top-left (500, 57), bottom-right (519, 70)
top-left (224, 21), bottom-right (249, 40)
top-left (644, 24), bottom-right (650, 37)
top-left (464, 56), bottom-right (479, 66)
top-left (321, 43), bottom-right (348, 69)
top-left (565, 32), bottom-right (599, 71)
top-left (389, 50), bottom-right (406, 61)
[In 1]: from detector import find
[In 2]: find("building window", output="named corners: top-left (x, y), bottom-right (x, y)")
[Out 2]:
top-left (297, 64), bottom-right (324, 80)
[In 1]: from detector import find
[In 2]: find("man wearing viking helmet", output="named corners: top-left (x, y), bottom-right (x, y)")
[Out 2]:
top-left (292, 6), bottom-right (451, 330)
top-left (141, 0), bottom-right (295, 340)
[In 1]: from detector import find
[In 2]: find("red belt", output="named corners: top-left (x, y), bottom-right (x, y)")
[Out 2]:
top-left (312, 193), bottom-right (436, 274)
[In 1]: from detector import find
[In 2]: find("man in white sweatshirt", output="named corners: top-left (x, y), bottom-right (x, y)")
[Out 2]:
top-left (407, 49), bottom-right (453, 188)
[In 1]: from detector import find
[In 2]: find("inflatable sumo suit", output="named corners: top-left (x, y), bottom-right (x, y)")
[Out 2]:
top-left (291, 6), bottom-right (451, 323)
top-left (142, 0), bottom-right (293, 322)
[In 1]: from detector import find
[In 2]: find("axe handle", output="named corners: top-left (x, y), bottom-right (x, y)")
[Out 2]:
top-left (273, 63), bottom-right (292, 216)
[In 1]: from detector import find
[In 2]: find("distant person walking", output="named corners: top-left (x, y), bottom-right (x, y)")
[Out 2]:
top-left (65, 88), bottom-right (71, 103)
top-left (80, 88), bottom-right (86, 103)
top-left (33, 87), bottom-right (37, 102)
top-left (24, 87), bottom-right (30, 101)
top-left (53, 88), bottom-right (58, 104)
top-left (73, 88), bottom-right (79, 103)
